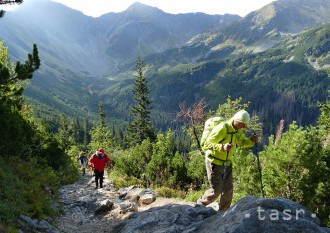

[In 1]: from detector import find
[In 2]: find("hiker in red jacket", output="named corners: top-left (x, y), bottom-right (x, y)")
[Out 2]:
top-left (88, 148), bottom-right (111, 189)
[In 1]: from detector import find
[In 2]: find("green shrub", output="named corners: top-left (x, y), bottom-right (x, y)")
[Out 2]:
top-left (0, 160), bottom-right (27, 225)
top-left (110, 170), bottom-right (144, 190)
top-left (185, 189), bottom-right (205, 202)
top-left (155, 186), bottom-right (186, 199)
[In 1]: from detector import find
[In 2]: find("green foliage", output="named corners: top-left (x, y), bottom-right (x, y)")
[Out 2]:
top-left (0, 42), bottom-right (40, 109)
top-left (0, 41), bottom-right (78, 230)
top-left (99, 101), bottom-right (106, 128)
top-left (145, 133), bottom-right (173, 186)
top-left (14, 157), bottom-right (59, 218)
top-left (185, 189), bottom-right (206, 202)
top-left (88, 101), bottom-right (114, 152)
top-left (168, 151), bottom-right (187, 187)
top-left (113, 130), bottom-right (191, 190)
top-left (126, 57), bottom-right (156, 146)
top-left (145, 130), bottom-right (189, 188)
top-left (110, 169), bottom-right (144, 190)
top-left (318, 90), bottom-right (330, 130)
top-left (232, 149), bottom-right (261, 202)
top-left (0, 155), bottom-right (68, 226)
top-left (260, 122), bottom-right (330, 226)
top-left (300, 126), bottom-right (330, 226)
top-left (261, 123), bottom-right (307, 199)
top-left (51, 114), bottom-right (92, 152)
top-left (0, 158), bottom-right (28, 225)
top-left (114, 138), bottom-right (153, 179)
top-left (88, 125), bottom-right (114, 153)
top-left (155, 186), bottom-right (186, 199)
top-left (186, 150), bottom-right (206, 189)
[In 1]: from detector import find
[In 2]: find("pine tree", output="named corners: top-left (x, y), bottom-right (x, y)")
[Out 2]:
top-left (55, 114), bottom-right (75, 150)
top-left (83, 118), bottom-right (91, 148)
top-left (88, 101), bottom-right (113, 152)
top-left (99, 101), bottom-right (106, 128)
top-left (126, 57), bottom-right (155, 147)
top-left (0, 42), bottom-right (40, 109)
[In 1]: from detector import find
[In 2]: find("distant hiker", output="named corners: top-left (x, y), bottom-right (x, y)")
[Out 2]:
top-left (88, 148), bottom-right (111, 189)
top-left (197, 110), bottom-right (258, 211)
top-left (78, 151), bottom-right (87, 176)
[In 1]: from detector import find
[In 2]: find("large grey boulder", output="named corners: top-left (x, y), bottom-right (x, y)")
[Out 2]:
top-left (111, 196), bottom-right (330, 233)
top-left (197, 196), bottom-right (330, 233)
top-left (111, 203), bottom-right (217, 232)
top-left (94, 199), bottom-right (114, 215)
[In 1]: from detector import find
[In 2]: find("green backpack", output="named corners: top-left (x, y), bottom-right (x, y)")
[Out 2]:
top-left (200, 116), bottom-right (226, 148)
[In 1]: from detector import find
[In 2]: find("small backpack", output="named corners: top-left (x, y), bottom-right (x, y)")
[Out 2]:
top-left (200, 116), bottom-right (226, 148)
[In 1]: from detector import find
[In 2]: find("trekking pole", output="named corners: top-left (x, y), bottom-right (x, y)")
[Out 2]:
top-left (219, 133), bottom-right (234, 209)
top-left (254, 136), bottom-right (265, 198)
top-left (256, 152), bottom-right (265, 197)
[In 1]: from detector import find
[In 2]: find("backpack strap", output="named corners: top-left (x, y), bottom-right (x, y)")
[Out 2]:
top-left (219, 123), bottom-right (237, 143)
top-left (222, 122), bottom-right (237, 163)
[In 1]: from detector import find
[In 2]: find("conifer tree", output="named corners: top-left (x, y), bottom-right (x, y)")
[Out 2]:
top-left (0, 42), bottom-right (40, 109)
top-left (127, 57), bottom-right (155, 146)
top-left (83, 118), bottom-right (91, 148)
top-left (55, 114), bottom-right (75, 151)
top-left (99, 101), bottom-right (106, 128)
top-left (89, 101), bottom-right (113, 151)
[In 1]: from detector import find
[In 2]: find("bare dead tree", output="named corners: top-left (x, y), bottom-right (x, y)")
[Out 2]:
top-left (176, 98), bottom-right (207, 150)
top-left (275, 119), bottom-right (285, 146)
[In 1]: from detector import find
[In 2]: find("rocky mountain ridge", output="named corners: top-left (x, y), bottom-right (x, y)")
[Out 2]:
top-left (0, 0), bottom-right (238, 75)
top-left (166, 0), bottom-right (330, 63)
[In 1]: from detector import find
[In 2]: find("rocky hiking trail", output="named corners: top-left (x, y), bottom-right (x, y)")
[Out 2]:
top-left (53, 171), bottom-right (330, 233)
top-left (55, 171), bottom-right (196, 233)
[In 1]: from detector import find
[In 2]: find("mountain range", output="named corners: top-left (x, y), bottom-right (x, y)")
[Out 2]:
top-left (0, 0), bottom-right (329, 133)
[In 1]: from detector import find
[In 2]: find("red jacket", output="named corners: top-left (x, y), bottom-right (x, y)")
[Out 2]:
top-left (88, 153), bottom-right (111, 172)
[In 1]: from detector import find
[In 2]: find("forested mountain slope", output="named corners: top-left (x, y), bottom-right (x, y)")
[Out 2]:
top-left (0, 0), bottom-right (238, 121)
top-left (103, 23), bottom-right (330, 132)
top-left (0, 0), bottom-right (329, 134)
top-left (1, 1), bottom-right (330, 231)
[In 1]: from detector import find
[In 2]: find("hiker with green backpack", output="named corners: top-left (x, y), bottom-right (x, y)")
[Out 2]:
top-left (197, 110), bottom-right (258, 211)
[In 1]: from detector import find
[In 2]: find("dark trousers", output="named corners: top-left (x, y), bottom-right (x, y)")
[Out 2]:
top-left (197, 158), bottom-right (233, 211)
top-left (94, 170), bottom-right (104, 187)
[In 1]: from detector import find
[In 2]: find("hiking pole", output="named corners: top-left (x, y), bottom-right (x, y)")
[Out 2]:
top-left (219, 133), bottom-right (234, 210)
top-left (256, 151), bottom-right (265, 197)
top-left (254, 135), bottom-right (265, 198)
